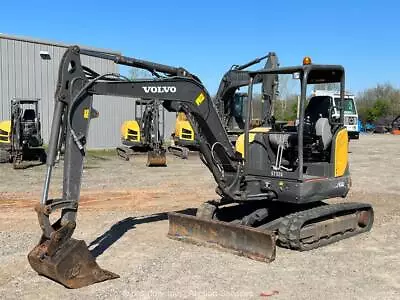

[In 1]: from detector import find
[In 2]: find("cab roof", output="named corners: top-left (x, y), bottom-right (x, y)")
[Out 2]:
top-left (250, 64), bottom-right (344, 84)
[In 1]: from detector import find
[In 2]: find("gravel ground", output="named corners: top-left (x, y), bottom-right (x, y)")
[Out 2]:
top-left (0, 134), bottom-right (399, 299)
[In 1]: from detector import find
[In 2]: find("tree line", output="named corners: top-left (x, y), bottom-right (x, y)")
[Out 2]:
top-left (356, 83), bottom-right (400, 123)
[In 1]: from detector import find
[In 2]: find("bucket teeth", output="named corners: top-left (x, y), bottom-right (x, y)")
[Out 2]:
top-left (28, 238), bottom-right (119, 289)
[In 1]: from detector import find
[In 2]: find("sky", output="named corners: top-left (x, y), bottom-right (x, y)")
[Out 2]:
top-left (0, 0), bottom-right (399, 95)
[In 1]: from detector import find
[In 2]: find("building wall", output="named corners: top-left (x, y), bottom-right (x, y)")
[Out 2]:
top-left (0, 34), bottom-right (176, 148)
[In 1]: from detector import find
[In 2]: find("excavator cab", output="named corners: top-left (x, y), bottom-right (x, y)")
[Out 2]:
top-left (237, 57), bottom-right (356, 198)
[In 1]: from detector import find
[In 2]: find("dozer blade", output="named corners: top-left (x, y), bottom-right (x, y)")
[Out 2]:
top-left (147, 150), bottom-right (167, 167)
top-left (28, 238), bottom-right (119, 289)
top-left (167, 212), bottom-right (276, 262)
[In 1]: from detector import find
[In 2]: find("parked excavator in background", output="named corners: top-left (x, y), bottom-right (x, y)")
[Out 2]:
top-left (27, 47), bottom-right (373, 289)
top-left (167, 112), bottom-right (198, 159)
top-left (214, 52), bottom-right (280, 145)
top-left (168, 52), bottom-right (280, 158)
top-left (0, 98), bottom-right (46, 168)
top-left (116, 99), bottom-right (167, 166)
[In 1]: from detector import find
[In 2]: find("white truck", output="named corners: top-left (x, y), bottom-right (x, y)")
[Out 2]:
top-left (311, 90), bottom-right (359, 139)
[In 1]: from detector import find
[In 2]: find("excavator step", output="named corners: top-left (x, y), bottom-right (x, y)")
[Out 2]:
top-left (167, 212), bottom-right (276, 262)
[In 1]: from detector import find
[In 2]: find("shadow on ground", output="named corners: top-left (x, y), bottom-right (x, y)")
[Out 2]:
top-left (88, 208), bottom-right (196, 257)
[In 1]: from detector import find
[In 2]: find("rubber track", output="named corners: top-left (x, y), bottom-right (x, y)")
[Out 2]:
top-left (277, 202), bottom-right (374, 251)
top-left (167, 146), bottom-right (189, 159)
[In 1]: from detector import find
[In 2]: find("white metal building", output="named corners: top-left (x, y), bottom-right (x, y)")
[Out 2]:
top-left (0, 33), bottom-right (174, 148)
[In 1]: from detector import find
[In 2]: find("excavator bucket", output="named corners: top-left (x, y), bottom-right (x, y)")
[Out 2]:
top-left (28, 238), bottom-right (119, 289)
top-left (167, 212), bottom-right (276, 262)
top-left (146, 149), bottom-right (167, 167)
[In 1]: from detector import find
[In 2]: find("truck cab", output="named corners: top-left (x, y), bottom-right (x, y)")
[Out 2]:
top-left (311, 90), bottom-right (359, 139)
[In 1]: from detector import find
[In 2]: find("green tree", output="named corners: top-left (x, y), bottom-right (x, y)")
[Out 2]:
top-left (365, 99), bottom-right (390, 122)
top-left (357, 83), bottom-right (400, 122)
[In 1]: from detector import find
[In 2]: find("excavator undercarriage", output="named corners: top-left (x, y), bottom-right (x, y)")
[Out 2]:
top-left (28, 47), bottom-right (374, 289)
top-left (169, 200), bottom-right (373, 257)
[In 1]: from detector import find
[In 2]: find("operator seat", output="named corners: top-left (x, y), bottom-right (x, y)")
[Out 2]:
top-left (268, 96), bottom-right (334, 151)
top-left (305, 96), bottom-right (333, 150)
top-left (304, 96), bottom-right (331, 124)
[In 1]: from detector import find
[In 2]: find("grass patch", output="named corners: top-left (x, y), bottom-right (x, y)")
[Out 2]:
top-left (87, 148), bottom-right (117, 158)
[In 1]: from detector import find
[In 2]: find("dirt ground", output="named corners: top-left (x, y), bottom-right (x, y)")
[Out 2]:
top-left (0, 134), bottom-right (399, 299)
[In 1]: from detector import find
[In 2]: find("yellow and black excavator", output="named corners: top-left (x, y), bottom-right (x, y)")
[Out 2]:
top-left (28, 47), bottom-right (374, 289)
top-left (116, 99), bottom-right (167, 166)
top-left (0, 98), bottom-right (47, 168)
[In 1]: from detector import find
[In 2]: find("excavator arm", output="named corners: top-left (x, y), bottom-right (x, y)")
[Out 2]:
top-left (28, 46), bottom-right (245, 288)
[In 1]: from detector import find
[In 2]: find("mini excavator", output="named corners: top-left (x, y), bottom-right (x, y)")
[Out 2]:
top-left (0, 98), bottom-right (47, 168)
top-left (116, 99), bottom-right (167, 166)
top-left (28, 46), bottom-right (374, 289)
